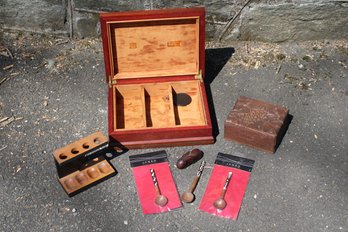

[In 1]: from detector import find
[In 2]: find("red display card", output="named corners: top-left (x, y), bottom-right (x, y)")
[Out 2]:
top-left (130, 151), bottom-right (182, 214)
top-left (199, 153), bottom-right (254, 219)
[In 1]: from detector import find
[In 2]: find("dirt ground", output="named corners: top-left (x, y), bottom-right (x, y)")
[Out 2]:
top-left (0, 31), bottom-right (347, 232)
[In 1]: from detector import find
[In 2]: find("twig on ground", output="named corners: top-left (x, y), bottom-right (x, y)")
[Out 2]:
top-left (55, 40), bottom-right (69, 45)
top-left (5, 47), bottom-right (14, 59)
top-left (276, 65), bottom-right (282, 74)
top-left (0, 77), bottom-right (8, 85)
top-left (0, 116), bottom-right (15, 127)
top-left (3, 64), bottom-right (14, 71)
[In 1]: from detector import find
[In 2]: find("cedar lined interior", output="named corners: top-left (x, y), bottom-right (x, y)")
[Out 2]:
top-left (113, 80), bottom-right (206, 130)
top-left (109, 17), bottom-right (199, 79)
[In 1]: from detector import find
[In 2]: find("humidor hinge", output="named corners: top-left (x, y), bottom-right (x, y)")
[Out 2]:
top-left (195, 69), bottom-right (202, 81)
top-left (108, 77), bottom-right (116, 88)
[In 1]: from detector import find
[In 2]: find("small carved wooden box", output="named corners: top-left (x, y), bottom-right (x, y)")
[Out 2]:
top-left (224, 96), bottom-right (289, 153)
top-left (100, 7), bottom-right (214, 149)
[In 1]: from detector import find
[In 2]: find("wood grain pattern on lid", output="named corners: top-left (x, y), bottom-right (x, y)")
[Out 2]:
top-left (110, 18), bottom-right (199, 79)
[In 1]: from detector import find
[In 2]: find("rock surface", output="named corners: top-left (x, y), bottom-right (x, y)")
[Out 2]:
top-left (0, 0), bottom-right (68, 35)
top-left (238, 3), bottom-right (348, 42)
top-left (1, 0), bottom-right (347, 41)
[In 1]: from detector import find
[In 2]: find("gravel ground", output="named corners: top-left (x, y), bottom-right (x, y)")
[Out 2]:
top-left (0, 32), bottom-right (347, 232)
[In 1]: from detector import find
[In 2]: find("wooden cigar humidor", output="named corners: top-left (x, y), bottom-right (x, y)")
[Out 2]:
top-left (100, 7), bottom-right (214, 149)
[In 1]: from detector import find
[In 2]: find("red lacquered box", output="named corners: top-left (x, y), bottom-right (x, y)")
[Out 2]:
top-left (100, 7), bottom-right (214, 149)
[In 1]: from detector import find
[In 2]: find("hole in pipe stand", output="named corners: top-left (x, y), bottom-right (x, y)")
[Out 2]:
top-left (82, 143), bottom-right (90, 149)
top-left (94, 138), bottom-right (101, 144)
top-left (105, 153), bottom-right (113, 159)
top-left (59, 154), bottom-right (67, 159)
top-left (64, 178), bottom-right (77, 190)
top-left (87, 167), bottom-right (99, 178)
top-left (71, 148), bottom-right (79, 154)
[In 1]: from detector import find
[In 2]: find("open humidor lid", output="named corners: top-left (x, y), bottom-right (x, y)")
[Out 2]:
top-left (100, 7), bottom-right (205, 84)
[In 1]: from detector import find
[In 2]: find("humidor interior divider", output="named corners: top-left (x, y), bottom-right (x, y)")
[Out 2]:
top-left (171, 81), bottom-right (205, 126)
top-left (114, 85), bottom-right (146, 129)
top-left (144, 83), bottom-right (176, 128)
top-left (172, 87), bottom-right (181, 126)
top-left (113, 80), bottom-right (206, 131)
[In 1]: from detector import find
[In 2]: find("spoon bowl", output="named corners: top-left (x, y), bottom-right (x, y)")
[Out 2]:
top-left (213, 172), bottom-right (232, 210)
top-left (155, 195), bottom-right (168, 207)
top-left (181, 192), bottom-right (195, 203)
top-left (213, 198), bottom-right (227, 210)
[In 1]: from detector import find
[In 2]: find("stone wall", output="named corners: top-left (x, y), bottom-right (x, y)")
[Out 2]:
top-left (238, 2), bottom-right (348, 42)
top-left (0, 0), bottom-right (69, 36)
top-left (1, 0), bottom-right (347, 42)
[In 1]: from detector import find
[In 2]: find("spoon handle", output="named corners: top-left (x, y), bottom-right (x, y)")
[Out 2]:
top-left (188, 160), bottom-right (206, 193)
top-left (188, 176), bottom-right (200, 193)
top-left (196, 160), bottom-right (206, 177)
top-left (220, 172), bottom-right (233, 199)
top-left (150, 168), bottom-right (161, 195)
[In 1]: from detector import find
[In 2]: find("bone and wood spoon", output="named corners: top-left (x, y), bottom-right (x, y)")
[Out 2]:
top-left (150, 168), bottom-right (168, 207)
top-left (181, 161), bottom-right (206, 203)
top-left (213, 172), bottom-right (232, 210)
